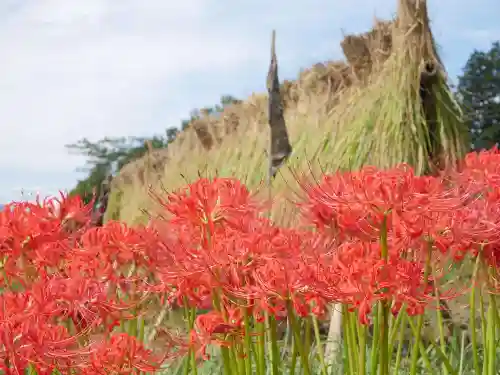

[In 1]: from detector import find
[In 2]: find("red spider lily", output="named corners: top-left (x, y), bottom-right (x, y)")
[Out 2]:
top-left (95, 221), bottom-right (151, 266)
top-left (143, 221), bottom-right (216, 308)
top-left (315, 241), bottom-right (441, 325)
top-left (430, 186), bottom-right (500, 264)
top-left (434, 150), bottom-right (500, 263)
top-left (0, 194), bottom-right (162, 374)
top-left (299, 164), bottom-right (468, 243)
top-left (73, 222), bottom-right (153, 282)
top-left (6, 193), bottom-right (92, 242)
top-left (147, 214), bottom-right (276, 311)
top-left (149, 177), bottom-right (262, 236)
top-left (0, 291), bottom-right (84, 374)
top-left (0, 195), bottom-right (94, 289)
top-left (189, 311), bottom-right (243, 360)
top-left (145, 219), bottom-right (202, 273)
top-left (88, 334), bottom-right (165, 374)
top-left (28, 276), bottom-right (117, 330)
top-left (1, 292), bottom-right (36, 362)
top-left (33, 192), bottom-right (94, 236)
top-left (164, 273), bottom-right (215, 310)
top-left (0, 201), bottom-right (64, 261)
top-left (455, 146), bottom-right (500, 190)
top-left (247, 227), bottom-right (330, 319)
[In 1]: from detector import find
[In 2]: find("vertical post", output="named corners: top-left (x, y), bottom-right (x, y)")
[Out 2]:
top-left (325, 304), bottom-right (343, 372)
top-left (267, 30), bottom-right (292, 184)
top-left (91, 174), bottom-right (112, 227)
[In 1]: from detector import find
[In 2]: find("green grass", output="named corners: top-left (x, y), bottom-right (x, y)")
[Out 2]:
top-left (156, 326), bottom-right (495, 375)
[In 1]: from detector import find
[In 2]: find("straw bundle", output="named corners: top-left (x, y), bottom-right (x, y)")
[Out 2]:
top-left (192, 119), bottom-right (215, 150)
top-left (322, 0), bottom-right (468, 175)
top-left (365, 20), bottom-right (393, 67)
top-left (296, 61), bottom-right (352, 110)
top-left (340, 19), bottom-right (392, 81)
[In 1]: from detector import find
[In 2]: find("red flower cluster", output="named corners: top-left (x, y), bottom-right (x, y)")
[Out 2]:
top-left (300, 151), bottom-right (500, 322)
top-left (0, 195), bottom-right (166, 374)
top-left (2, 148), bottom-right (500, 372)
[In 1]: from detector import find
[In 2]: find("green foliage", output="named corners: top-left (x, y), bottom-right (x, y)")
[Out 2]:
top-left (457, 41), bottom-right (500, 150)
top-left (66, 135), bottom-right (171, 171)
top-left (71, 163), bottom-right (110, 205)
top-left (67, 133), bottom-right (175, 204)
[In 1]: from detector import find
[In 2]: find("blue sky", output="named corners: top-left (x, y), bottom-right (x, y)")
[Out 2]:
top-left (0, 0), bottom-right (499, 203)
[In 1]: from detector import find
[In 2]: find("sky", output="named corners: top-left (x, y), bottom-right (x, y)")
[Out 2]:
top-left (0, 0), bottom-right (499, 203)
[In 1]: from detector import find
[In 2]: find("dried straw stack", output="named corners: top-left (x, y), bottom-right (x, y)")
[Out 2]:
top-left (323, 0), bottom-right (468, 174)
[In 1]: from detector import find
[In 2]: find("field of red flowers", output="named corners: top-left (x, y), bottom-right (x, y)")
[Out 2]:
top-left (2, 147), bottom-right (500, 375)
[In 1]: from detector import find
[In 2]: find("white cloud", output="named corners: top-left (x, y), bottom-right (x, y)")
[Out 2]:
top-left (0, 0), bottom-right (498, 202)
top-left (0, 0), bottom-right (266, 174)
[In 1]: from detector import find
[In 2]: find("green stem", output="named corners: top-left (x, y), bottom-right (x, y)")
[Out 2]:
top-left (235, 345), bottom-right (245, 375)
top-left (343, 329), bottom-right (350, 375)
top-left (470, 255), bottom-right (481, 375)
top-left (433, 265), bottom-right (448, 375)
top-left (182, 302), bottom-right (192, 375)
top-left (458, 331), bottom-right (466, 375)
top-left (211, 291), bottom-right (233, 375)
top-left (408, 318), bottom-right (437, 375)
top-left (243, 307), bottom-right (252, 375)
top-left (357, 321), bottom-right (367, 375)
top-left (379, 301), bottom-right (389, 375)
top-left (343, 306), bottom-right (356, 375)
top-left (221, 344), bottom-right (234, 374)
top-left (479, 286), bottom-right (487, 356)
top-left (409, 242), bottom-right (432, 375)
top-left (312, 313), bottom-right (328, 375)
top-left (27, 363), bottom-right (37, 375)
top-left (480, 285), bottom-right (488, 375)
top-left (393, 312), bottom-right (407, 374)
top-left (190, 305), bottom-right (198, 375)
top-left (370, 304), bottom-right (380, 375)
top-left (487, 286), bottom-right (497, 375)
top-left (286, 300), bottom-right (311, 375)
top-left (255, 320), bottom-right (266, 375)
top-left (190, 350), bottom-right (198, 375)
top-left (290, 335), bottom-right (298, 375)
top-left (379, 215), bottom-right (389, 375)
top-left (305, 316), bottom-right (312, 354)
top-left (180, 299), bottom-right (199, 375)
top-left (410, 314), bottom-right (425, 374)
top-left (266, 312), bottom-right (281, 375)
top-left (388, 303), bottom-right (405, 356)
top-left (348, 311), bottom-right (359, 373)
